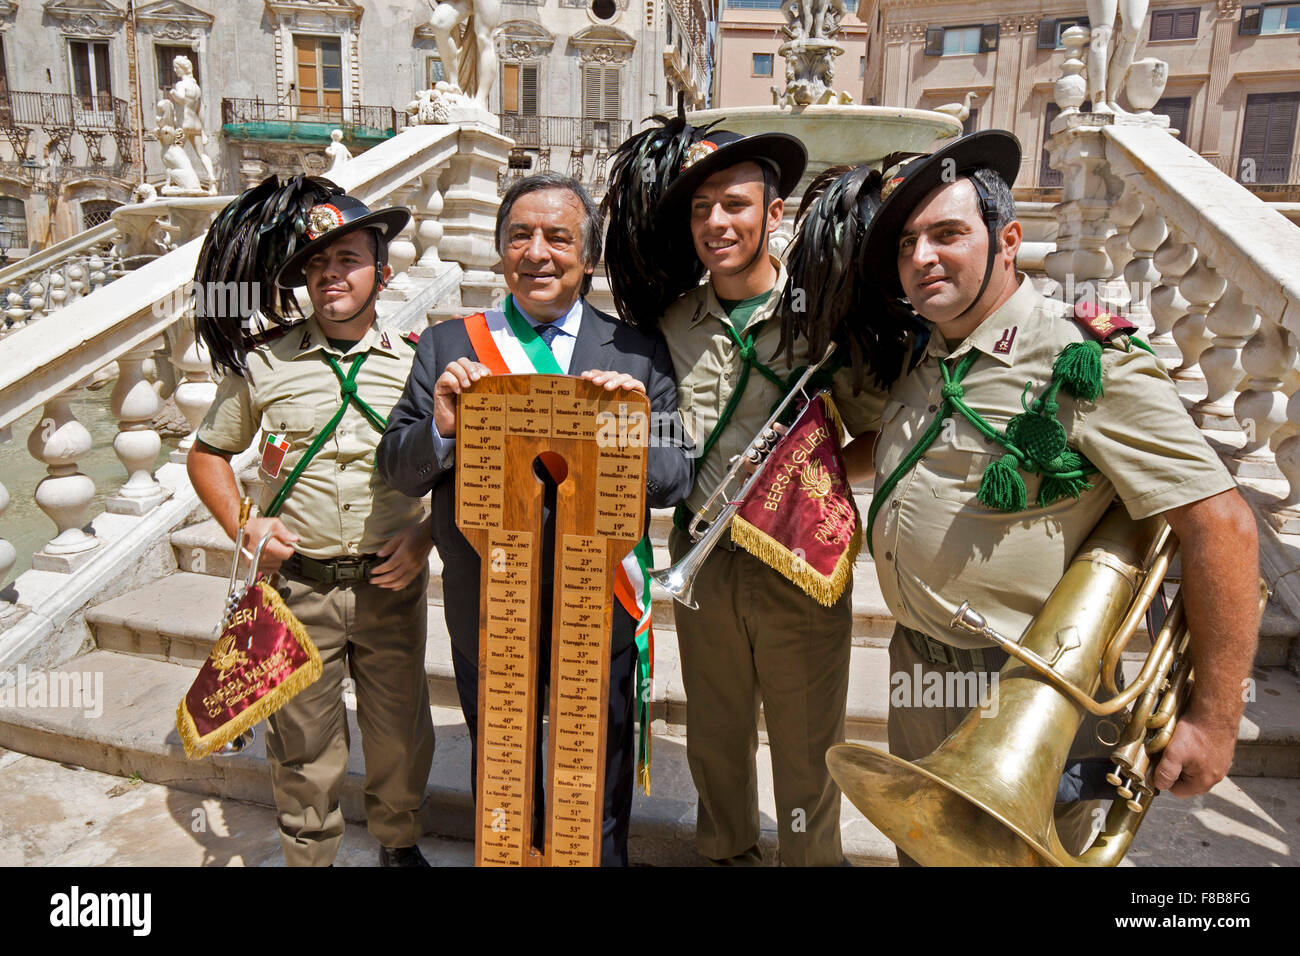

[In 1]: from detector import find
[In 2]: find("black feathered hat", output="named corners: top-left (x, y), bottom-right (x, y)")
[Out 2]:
top-left (860, 129), bottom-right (1021, 299)
top-left (275, 194), bottom-right (410, 288)
top-left (658, 128), bottom-right (807, 217)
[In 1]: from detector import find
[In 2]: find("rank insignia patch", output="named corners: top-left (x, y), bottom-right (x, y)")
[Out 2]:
top-left (1073, 301), bottom-right (1137, 341)
top-left (261, 433), bottom-right (291, 478)
top-left (994, 327), bottom-right (1017, 354)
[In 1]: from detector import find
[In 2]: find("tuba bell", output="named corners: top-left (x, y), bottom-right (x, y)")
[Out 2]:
top-left (826, 503), bottom-right (1239, 866)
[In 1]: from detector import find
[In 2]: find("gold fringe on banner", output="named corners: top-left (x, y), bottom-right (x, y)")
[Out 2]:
top-left (730, 511), bottom-right (861, 607)
top-left (176, 585), bottom-right (323, 760)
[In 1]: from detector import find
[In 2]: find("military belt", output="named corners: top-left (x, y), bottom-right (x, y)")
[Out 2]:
top-left (899, 623), bottom-right (1007, 673)
top-left (282, 551), bottom-right (381, 585)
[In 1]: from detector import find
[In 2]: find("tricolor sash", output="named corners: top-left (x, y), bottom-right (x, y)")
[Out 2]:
top-left (465, 297), bottom-right (657, 791)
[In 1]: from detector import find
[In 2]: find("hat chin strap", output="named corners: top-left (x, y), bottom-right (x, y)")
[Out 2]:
top-left (949, 174), bottom-right (1000, 324)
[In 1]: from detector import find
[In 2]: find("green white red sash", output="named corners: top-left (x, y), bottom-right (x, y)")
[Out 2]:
top-left (465, 296), bottom-right (657, 792)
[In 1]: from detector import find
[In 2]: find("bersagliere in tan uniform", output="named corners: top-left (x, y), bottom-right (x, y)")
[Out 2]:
top-left (198, 315), bottom-right (434, 866)
top-left (188, 183), bottom-right (435, 867)
top-left (662, 260), bottom-right (884, 866)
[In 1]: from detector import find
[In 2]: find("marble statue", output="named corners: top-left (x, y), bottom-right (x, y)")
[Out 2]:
top-left (325, 129), bottom-right (352, 174)
top-left (167, 56), bottom-right (217, 185)
top-left (1084, 0), bottom-right (1150, 113)
top-left (425, 0), bottom-right (502, 113)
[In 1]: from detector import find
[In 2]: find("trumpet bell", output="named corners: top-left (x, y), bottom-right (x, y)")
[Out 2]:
top-left (650, 564), bottom-right (698, 610)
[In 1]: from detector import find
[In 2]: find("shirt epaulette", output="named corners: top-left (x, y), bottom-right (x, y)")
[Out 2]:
top-left (1071, 301), bottom-right (1136, 343)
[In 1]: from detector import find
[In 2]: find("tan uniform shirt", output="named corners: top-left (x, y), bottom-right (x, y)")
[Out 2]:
top-left (197, 316), bottom-right (423, 559)
top-left (872, 278), bottom-right (1237, 649)
top-left (660, 260), bottom-right (886, 523)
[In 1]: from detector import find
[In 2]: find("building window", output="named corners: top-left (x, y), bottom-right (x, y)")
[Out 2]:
top-left (293, 34), bottom-right (343, 121)
top-left (0, 36), bottom-right (8, 96)
top-left (1154, 96), bottom-right (1191, 144)
top-left (427, 55), bottom-right (444, 87)
top-left (0, 196), bottom-right (27, 249)
top-left (753, 53), bottom-right (773, 76)
top-left (582, 64), bottom-right (620, 121)
top-left (1037, 16), bottom-right (1090, 49)
top-left (501, 62), bottom-right (539, 115)
top-left (925, 24), bottom-right (998, 56)
top-left (69, 39), bottom-right (112, 109)
top-left (591, 0), bottom-right (617, 20)
top-left (962, 107), bottom-right (979, 135)
top-left (1238, 91), bottom-right (1299, 183)
top-left (1241, 3), bottom-right (1300, 33)
top-left (859, 55), bottom-right (866, 78)
top-left (155, 44), bottom-right (197, 94)
top-left (82, 199), bottom-right (120, 230)
top-left (666, 14), bottom-right (673, 45)
top-left (1150, 8), bottom-right (1199, 40)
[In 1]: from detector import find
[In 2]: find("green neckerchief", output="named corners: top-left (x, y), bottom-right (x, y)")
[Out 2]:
top-left (502, 295), bottom-right (564, 374)
top-left (864, 338), bottom-right (1122, 556)
top-left (718, 289), bottom-right (773, 335)
top-left (264, 350), bottom-right (388, 518)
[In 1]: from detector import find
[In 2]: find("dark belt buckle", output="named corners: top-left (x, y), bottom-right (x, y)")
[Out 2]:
top-left (334, 560), bottom-right (368, 583)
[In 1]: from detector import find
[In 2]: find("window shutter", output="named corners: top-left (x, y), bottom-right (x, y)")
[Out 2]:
top-left (521, 64), bottom-right (538, 115)
top-left (924, 26), bottom-right (943, 55)
top-left (979, 22), bottom-right (999, 52)
top-left (1176, 9), bottom-right (1198, 38)
top-left (1037, 18), bottom-right (1058, 49)
top-left (602, 66), bottom-right (620, 120)
top-left (1239, 5), bottom-right (1261, 34)
top-left (1151, 11), bottom-right (1173, 40)
top-left (1155, 96), bottom-right (1191, 143)
top-left (503, 62), bottom-right (519, 113)
top-left (583, 65), bottom-right (601, 118)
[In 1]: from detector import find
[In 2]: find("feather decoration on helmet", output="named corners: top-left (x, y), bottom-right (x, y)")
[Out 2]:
top-left (601, 95), bottom-right (721, 330)
top-left (193, 174), bottom-right (343, 375)
top-left (778, 158), bottom-right (929, 393)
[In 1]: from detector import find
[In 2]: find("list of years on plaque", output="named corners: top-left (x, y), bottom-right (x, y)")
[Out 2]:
top-left (594, 448), bottom-right (643, 538)
top-left (459, 395), bottom-right (506, 529)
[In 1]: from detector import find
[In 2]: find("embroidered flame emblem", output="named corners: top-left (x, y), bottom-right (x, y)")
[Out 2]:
top-left (305, 203), bottom-right (344, 239)
top-left (683, 140), bottom-right (717, 170)
top-left (209, 631), bottom-right (249, 683)
top-left (800, 459), bottom-right (835, 500)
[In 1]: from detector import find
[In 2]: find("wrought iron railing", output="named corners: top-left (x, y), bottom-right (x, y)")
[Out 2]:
top-left (500, 114), bottom-right (632, 152)
top-left (0, 90), bottom-right (131, 132)
top-left (220, 98), bottom-right (406, 138)
top-left (1206, 151), bottom-right (1300, 187)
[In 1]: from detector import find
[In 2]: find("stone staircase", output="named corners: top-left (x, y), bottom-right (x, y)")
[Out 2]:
top-left (1, 484), bottom-right (1297, 866)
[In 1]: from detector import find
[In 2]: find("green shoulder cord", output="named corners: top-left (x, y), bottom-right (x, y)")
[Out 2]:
top-left (263, 351), bottom-right (389, 519)
top-left (865, 340), bottom-right (1109, 556)
top-left (673, 317), bottom-right (791, 531)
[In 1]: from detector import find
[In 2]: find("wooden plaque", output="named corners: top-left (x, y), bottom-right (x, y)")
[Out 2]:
top-left (456, 375), bottom-right (649, 867)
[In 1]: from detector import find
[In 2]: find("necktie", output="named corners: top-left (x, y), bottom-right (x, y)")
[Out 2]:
top-left (537, 322), bottom-right (561, 352)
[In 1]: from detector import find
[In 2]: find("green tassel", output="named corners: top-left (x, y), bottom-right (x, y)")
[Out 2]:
top-left (1037, 450), bottom-right (1093, 506)
top-left (1053, 341), bottom-right (1105, 401)
top-left (978, 454), bottom-right (1027, 512)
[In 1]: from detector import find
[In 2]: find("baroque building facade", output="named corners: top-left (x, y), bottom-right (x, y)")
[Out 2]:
top-left (856, 0), bottom-right (1300, 196)
top-left (0, 0), bottom-right (712, 254)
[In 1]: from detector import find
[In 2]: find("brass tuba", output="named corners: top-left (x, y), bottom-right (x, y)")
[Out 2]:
top-left (826, 503), bottom-right (1215, 866)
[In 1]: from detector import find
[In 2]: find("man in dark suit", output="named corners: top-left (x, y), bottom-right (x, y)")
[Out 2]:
top-left (377, 173), bottom-right (693, 866)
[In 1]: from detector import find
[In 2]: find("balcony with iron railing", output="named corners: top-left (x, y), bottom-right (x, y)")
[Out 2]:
top-left (497, 114), bottom-right (632, 194)
top-left (0, 90), bottom-right (135, 176)
top-left (220, 98), bottom-right (407, 146)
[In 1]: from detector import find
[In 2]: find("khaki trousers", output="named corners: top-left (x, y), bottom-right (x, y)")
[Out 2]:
top-left (265, 570), bottom-right (434, 866)
top-left (886, 624), bottom-right (1104, 866)
top-left (669, 527), bottom-right (851, 866)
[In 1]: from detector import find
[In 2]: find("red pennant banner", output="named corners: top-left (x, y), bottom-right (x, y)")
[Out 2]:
top-left (177, 582), bottom-right (322, 759)
top-left (731, 393), bottom-right (861, 606)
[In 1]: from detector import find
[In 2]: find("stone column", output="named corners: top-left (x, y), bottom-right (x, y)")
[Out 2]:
top-left (27, 392), bottom-right (99, 571)
top-left (438, 124), bottom-right (512, 313)
top-left (106, 341), bottom-right (172, 515)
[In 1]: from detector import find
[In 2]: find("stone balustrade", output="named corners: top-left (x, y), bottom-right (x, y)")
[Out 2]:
top-left (0, 120), bottom-right (507, 658)
top-left (1046, 109), bottom-right (1300, 618)
top-left (0, 222), bottom-right (120, 334)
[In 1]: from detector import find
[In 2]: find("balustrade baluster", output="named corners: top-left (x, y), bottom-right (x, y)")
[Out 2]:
top-left (1122, 201), bottom-right (1166, 336)
top-left (27, 280), bottom-right (45, 322)
top-left (106, 341), bottom-right (171, 514)
top-left (1170, 253), bottom-right (1223, 382)
top-left (414, 171), bottom-right (445, 270)
top-left (1104, 186), bottom-right (1143, 317)
top-left (1149, 233), bottom-right (1194, 354)
top-left (1232, 321), bottom-right (1295, 479)
top-left (0, 480), bottom-right (14, 588)
top-left (66, 261), bottom-right (86, 303)
top-left (1271, 389), bottom-right (1300, 533)
top-left (27, 392), bottom-right (99, 570)
top-left (1192, 285), bottom-right (1259, 428)
top-left (169, 324), bottom-right (217, 463)
top-left (385, 182), bottom-right (420, 282)
top-left (88, 254), bottom-right (107, 293)
top-left (47, 271), bottom-right (67, 312)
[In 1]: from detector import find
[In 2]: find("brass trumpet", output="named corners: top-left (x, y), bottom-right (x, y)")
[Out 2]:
top-left (652, 343), bottom-right (836, 609)
top-left (827, 504), bottom-right (1220, 866)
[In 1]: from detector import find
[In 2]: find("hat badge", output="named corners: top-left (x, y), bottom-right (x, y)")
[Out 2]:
top-left (881, 174), bottom-right (907, 201)
top-left (305, 203), bottom-right (344, 240)
top-left (683, 140), bottom-right (717, 171)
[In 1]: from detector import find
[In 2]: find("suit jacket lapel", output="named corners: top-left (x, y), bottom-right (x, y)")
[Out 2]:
top-left (568, 299), bottom-right (617, 374)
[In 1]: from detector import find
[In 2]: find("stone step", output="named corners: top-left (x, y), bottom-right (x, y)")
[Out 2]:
top-left (4, 649), bottom-right (1297, 866)
top-left (0, 650), bottom-right (897, 865)
top-left (83, 570), bottom-right (1300, 776)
